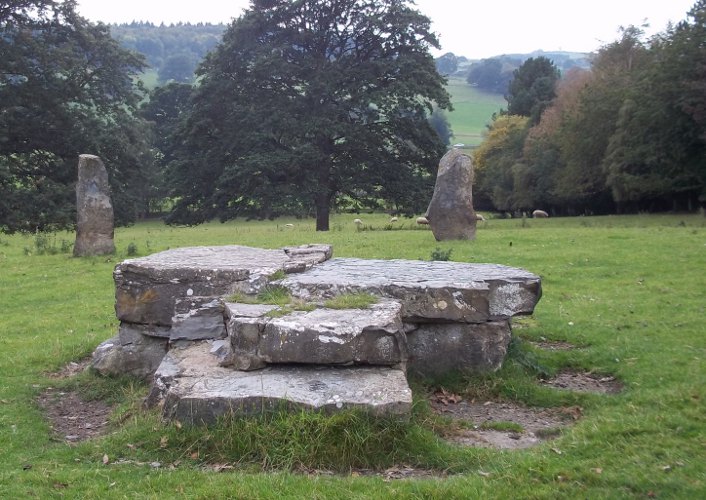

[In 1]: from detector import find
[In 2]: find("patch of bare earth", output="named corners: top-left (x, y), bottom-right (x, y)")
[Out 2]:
top-left (38, 358), bottom-right (114, 442)
top-left (541, 371), bottom-right (623, 394)
top-left (431, 392), bottom-right (581, 450)
top-left (530, 339), bottom-right (577, 351)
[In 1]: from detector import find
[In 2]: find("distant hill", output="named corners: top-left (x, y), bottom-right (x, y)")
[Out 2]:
top-left (436, 50), bottom-right (592, 95)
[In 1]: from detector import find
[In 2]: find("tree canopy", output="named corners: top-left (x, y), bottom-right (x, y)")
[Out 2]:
top-left (473, 1), bottom-right (706, 215)
top-left (166, 0), bottom-right (451, 230)
top-left (0, 0), bottom-right (153, 233)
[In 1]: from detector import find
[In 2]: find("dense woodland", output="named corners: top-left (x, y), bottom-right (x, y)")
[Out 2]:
top-left (1, 0), bottom-right (704, 234)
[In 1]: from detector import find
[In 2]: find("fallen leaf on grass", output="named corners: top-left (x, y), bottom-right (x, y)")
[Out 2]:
top-left (433, 388), bottom-right (462, 405)
top-left (551, 448), bottom-right (563, 455)
top-left (160, 436), bottom-right (168, 448)
top-left (478, 470), bottom-right (491, 477)
top-left (102, 454), bottom-right (109, 465)
top-left (590, 468), bottom-right (603, 474)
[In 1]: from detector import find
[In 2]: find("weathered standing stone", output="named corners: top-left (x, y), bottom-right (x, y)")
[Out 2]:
top-left (74, 154), bottom-right (115, 256)
top-left (146, 342), bottom-right (412, 423)
top-left (406, 321), bottom-right (512, 377)
top-left (278, 258), bottom-right (542, 323)
top-left (227, 299), bottom-right (406, 368)
top-left (425, 148), bottom-right (477, 241)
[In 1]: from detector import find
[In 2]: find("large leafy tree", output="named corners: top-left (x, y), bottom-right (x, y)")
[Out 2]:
top-left (0, 0), bottom-right (151, 233)
top-left (506, 56), bottom-right (560, 125)
top-left (168, 0), bottom-right (451, 230)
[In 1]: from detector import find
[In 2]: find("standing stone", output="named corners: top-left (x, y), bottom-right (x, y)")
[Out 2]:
top-left (74, 154), bottom-right (115, 256)
top-left (425, 148), bottom-right (477, 241)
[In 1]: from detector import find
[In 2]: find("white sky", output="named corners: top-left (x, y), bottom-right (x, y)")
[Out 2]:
top-left (76, 0), bottom-right (696, 59)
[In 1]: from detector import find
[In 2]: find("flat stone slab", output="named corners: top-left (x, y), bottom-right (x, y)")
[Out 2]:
top-left (114, 244), bottom-right (332, 326)
top-left (147, 342), bottom-right (412, 424)
top-left (277, 258), bottom-right (541, 323)
top-left (227, 299), bottom-right (406, 369)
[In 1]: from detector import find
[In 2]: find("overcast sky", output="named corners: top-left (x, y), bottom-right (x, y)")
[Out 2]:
top-left (76, 0), bottom-right (696, 59)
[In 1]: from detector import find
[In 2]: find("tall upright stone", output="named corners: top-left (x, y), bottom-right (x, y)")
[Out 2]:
top-left (425, 148), bottom-right (477, 241)
top-left (74, 154), bottom-right (115, 256)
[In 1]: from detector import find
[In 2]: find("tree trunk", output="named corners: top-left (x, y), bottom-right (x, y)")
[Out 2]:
top-left (315, 192), bottom-right (331, 231)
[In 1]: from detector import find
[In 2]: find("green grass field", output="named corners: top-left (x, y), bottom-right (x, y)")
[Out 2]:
top-left (1, 213), bottom-right (705, 498)
top-left (445, 77), bottom-right (506, 148)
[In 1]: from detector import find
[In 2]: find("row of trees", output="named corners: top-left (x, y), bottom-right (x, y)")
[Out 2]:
top-left (474, 2), bottom-right (706, 215)
top-left (111, 22), bottom-right (225, 84)
top-left (0, 0), bottom-right (156, 233)
top-left (2, 0), bottom-right (450, 233)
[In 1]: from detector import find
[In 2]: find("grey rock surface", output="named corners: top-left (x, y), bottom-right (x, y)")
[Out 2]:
top-left (228, 299), bottom-right (406, 368)
top-left (277, 258), bottom-right (541, 322)
top-left (147, 342), bottom-right (412, 423)
top-left (425, 149), bottom-right (477, 241)
top-left (92, 334), bottom-right (168, 379)
top-left (170, 297), bottom-right (226, 341)
top-left (406, 321), bottom-right (512, 377)
top-left (114, 244), bottom-right (332, 326)
top-left (74, 154), bottom-right (115, 256)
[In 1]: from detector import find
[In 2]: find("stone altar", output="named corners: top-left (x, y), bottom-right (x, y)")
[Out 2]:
top-left (92, 244), bottom-right (542, 423)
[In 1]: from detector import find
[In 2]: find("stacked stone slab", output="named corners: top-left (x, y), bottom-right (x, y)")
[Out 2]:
top-left (92, 245), bottom-right (542, 424)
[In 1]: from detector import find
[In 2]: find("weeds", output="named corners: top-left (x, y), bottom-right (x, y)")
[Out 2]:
top-left (430, 247), bottom-right (453, 261)
top-left (324, 292), bottom-right (378, 309)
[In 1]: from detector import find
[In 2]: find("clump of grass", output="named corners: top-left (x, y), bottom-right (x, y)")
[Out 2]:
top-left (479, 421), bottom-right (524, 433)
top-left (26, 232), bottom-right (74, 255)
top-left (126, 242), bottom-right (139, 256)
top-left (324, 292), bottom-right (378, 309)
top-left (430, 247), bottom-right (453, 261)
top-left (268, 269), bottom-right (287, 281)
top-left (257, 285), bottom-right (292, 306)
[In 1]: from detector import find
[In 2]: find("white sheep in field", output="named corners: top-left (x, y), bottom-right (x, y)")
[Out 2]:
top-left (475, 213), bottom-right (486, 221)
top-left (389, 216), bottom-right (398, 223)
top-left (285, 223), bottom-right (294, 227)
top-left (416, 216), bottom-right (429, 225)
top-left (532, 209), bottom-right (549, 218)
top-left (353, 218), bottom-right (363, 225)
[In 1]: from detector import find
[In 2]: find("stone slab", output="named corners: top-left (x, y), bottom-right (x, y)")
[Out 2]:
top-left (227, 299), bottom-right (405, 368)
top-left (277, 258), bottom-right (541, 323)
top-left (406, 321), bottom-right (512, 377)
top-left (114, 244), bottom-right (332, 326)
top-left (92, 334), bottom-right (168, 379)
top-left (170, 297), bottom-right (226, 341)
top-left (147, 342), bottom-right (412, 424)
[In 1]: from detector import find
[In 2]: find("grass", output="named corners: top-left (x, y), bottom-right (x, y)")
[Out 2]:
top-left (1, 213), bottom-right (705, 497)
top-left (445, 76), bottom-right (506, 148)
top-left (324, 292), bottom-right (378, 310)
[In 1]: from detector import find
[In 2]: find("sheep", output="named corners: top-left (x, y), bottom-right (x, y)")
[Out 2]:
top-left (532, 209), bottom-right (549, 218)
top-left (416, 216), bottom-right (429, 225)
top-left (284, 223), bottom-right (294, 228)
top-left (353, 218), bottom-right (363, 225)
top-left (475, 213), bottom-right (486, 221)
top-left (389, 216), bottom-right (398, 223)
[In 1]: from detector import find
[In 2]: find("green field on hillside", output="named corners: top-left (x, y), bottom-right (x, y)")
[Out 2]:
top-left (1, 214), bottom-right (704, 497)
top-left (445, 77), bottom-right (506, 148)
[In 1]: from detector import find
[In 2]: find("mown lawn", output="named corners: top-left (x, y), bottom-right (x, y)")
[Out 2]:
top-left (0, 213), bottom-right (704, 498)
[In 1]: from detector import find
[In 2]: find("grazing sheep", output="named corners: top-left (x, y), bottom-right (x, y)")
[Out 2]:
top-left (416, 216), bottom-right (429, 225)
top-left (353, 218), bottom-right (363, 225)
top-left (389, 216), bottom-right (398, 223)
top-left (532, 209), bottom-right (549, 218)
top-left (285, 223), bottom-right (294, 228)
top-left (475, 213), bottom-right (485, 221)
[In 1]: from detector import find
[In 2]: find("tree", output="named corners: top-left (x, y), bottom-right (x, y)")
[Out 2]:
top-left (0, 0), bottom-right (151, 232)
top-left (466, 58), bottom-right (514, 94)
top-left (472, 115), bottom-right (530, 212)
top-left (167, 0), bottom-right (450, 230)
top-left (506, 57), bottom-right (560, 125)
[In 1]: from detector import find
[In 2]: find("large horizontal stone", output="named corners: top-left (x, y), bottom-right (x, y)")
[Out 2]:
top-left (147, 342), bottom-right (412, 424)
top-left (114, 244), bottom-right (332, 326)
top-left (406, 321), bottom-right (512, 377)
top-left (277, 258), bottom-right (541, 323)
top-left (226, 300), bottom-right (406, 368)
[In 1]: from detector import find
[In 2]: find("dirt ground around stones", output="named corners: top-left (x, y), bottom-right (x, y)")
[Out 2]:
top-left (37, 359), bottom-right (622, 479)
